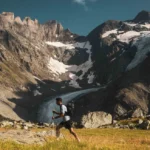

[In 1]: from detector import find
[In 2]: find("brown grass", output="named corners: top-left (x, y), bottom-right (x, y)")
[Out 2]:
top-left (0, 128), bottom-right (150, 150)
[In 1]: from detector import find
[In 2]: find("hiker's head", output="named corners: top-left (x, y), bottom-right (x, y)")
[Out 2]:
top-left (56, 97), bottom-right (62, 105)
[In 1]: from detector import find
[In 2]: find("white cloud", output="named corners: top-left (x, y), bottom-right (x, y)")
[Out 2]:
top-left (73, 0), bottom-right (86, 5)
top-left (73, 0), bottom-right (98, 9)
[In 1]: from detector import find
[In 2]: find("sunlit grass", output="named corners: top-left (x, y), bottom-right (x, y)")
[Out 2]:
top-left (1, 128), bottom-right (150, 150)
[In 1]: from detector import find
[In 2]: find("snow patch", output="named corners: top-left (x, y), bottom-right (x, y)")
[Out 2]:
top-left (45, 42), bottom-right (75, 49)
top-left (102, 29), bottom-right (118, 38)
top-left (53, 55), bottom-right (57, 58)
top-left (110, 57), bottom-right (116, 62)
top-left (69, 73), bottom-right (77, 80)
top-left (47, 41), bottom-right (93, 88)
top-left (69, 80), bottom-right (81, 89)
top-left (125, 22), bottom-right (150, 29)
top-left (33, 76), bottom-right (46, 84)
top-left (33, 90), bottom-right (42, 96)
top-left (51, 88), bottom-right (56, 92)
top-left (117, 31), bottom-right (140, 43)
top-left (87, 72), bottom-right (95, 84)
top-left (141, 24), bottom-right (150, 29)
top-left (48, 57), bottom-right (71, 75)
top-left (124, 22), bottom-right (137, 27)
top-left (96, 83), bottom-right (101, 86)
top-left (45, 41), bottom-right (92, 50)
top-left (126, 32), bottom-right (150, 71)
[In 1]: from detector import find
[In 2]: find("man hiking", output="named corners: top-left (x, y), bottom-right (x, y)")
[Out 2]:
top-left (52, 97), bottom-right (80, 142)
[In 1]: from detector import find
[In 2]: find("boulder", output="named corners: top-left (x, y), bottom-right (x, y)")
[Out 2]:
top-left (119, 124), bottom-right (129, 129)
top-left (139, 120), bottom-right (150, 130)
top-left (128, 123), bottom-right (136, 129)
top-left (43, 123), bottom-right (50, 127)
top-left (132, 108), bottom-right (144, 118)
top-left (81, 111), bottom-right (112, 128)
top-left (0, 121), bottom-right (14, 127)
top-left (137, 119), bottom-right (143, 125)
top-left (23, 126), bottom-right (29, 130)
top-left (15, 125), bottom-right (21, 129)
top-left (1, 12), bottom-right (14, 23)
top-left (22, 122), bottom-right (34, 128)
top-left (112, 120), bottom-right (117, 124)
top-left (15, 17), bottom-right (23, 24)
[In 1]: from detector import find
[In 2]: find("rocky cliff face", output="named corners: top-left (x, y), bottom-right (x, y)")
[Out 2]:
top-left (133, 10), bottom-right (150, 23)
top-left (72, 10), bottom-right (150, 121)
top-left (1, 11), bottom-right (150, 122)
top-left (0, 12), bottom-right (96, 121)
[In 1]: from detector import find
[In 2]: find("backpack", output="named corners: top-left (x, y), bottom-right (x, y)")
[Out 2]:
top-left (65, 101), bottom-right (75, 117)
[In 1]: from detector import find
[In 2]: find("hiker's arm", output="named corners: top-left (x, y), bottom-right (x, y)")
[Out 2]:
top-left (53, 110), bottom-right (60, 115)
top-left (52, 105), bottom-right (65, 119)
top-left (53, 113), bottom-right (64, 119)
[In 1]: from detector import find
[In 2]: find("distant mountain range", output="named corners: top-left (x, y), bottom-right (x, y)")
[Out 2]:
top-left (0, 10), bottom-right (150, 121)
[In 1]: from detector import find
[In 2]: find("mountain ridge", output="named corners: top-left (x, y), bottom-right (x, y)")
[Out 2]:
top-left (0, 10), bottom-right (150, 122)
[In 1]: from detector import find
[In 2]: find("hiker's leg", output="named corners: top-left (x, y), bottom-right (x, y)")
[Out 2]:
top-left (69, 128), bottom-right (80, 142)
top-left (56, 124), bottom-right (63, 138)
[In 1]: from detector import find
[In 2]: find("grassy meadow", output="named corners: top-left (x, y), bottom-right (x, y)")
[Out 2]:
top-left (0, 128), bottom-right (150, 150)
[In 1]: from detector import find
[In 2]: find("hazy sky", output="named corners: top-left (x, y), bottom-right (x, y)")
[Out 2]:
top-left (1, 0), bottom-right (150, 35)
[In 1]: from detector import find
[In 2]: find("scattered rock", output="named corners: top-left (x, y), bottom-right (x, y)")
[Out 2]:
top-left (0, 121), bottom-right (14, 127)
top-left (112, 120), bottom-right (117, 124)
top-left (137, 119), bottom-right (143, 125)
top-left (23, 126), bottom-right (29, 130)
top-left (81, 111), bottom-right (112, 128)
top-left (132, 108), bottom-right (144, 118)
top-left (121, 125), bottom-right (129, 129)
top-left (15, 125), bottom-right (21, 129)
top-left (138, 120), bottom-right (150, 130)
top-left (0, 130), bottom-right (60, 144)
top-left (22, 122), bottom-right (34, 128)
top-left (128, 123), bottom-right (136, 129)
top-left (139, 120), bottom-right (150, 130)
top-left (43, 123), bottom-right (50, 127)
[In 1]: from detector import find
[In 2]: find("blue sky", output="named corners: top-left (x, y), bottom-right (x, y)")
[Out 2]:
top-left (1, 0), bottom-right (150, 35)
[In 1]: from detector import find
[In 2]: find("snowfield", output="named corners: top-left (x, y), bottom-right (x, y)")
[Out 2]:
top-left (101, 24), bottom-right (150, 72)
top-left (46, 27), bottom-right (150, 87)
top-left (125, 22), bottom-right (150, 29)
top-left (102, 29), bottom-right (118, 38)
top-left (46, 41), bottom-right (94, 88)
top-left (102, 28), bottom-right (150, 44)
top-left (45, 41), bottom-right (75, 49)
top-left (126, 32), bottom-right (150, 71)
top-left (117, 31), bottom-right (141, 43)
top-left (102, 29), bottom-right (141, 43)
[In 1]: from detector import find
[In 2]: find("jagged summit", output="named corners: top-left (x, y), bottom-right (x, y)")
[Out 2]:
top-left (1, 10), bottom-right (150, 123)
top-left (0, 12), bottom-right (78, 42)
top-left (133, 10), bottom-right (150, 23)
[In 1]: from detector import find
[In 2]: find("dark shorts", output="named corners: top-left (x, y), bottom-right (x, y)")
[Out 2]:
top-left (59, 120), bottom-right (72, 129)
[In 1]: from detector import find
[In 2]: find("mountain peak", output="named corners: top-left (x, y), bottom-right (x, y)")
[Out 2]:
top-left (1, 12), bottom-right (15, 23)
top-left (133, 10), bottom-right (150, 23)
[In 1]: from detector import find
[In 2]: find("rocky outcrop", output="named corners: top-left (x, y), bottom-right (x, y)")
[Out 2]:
top-left (1, 10), bottom-right (150, 123)
top-left (0, 12), bottom-right (77, 42)
top-left (133, 10), bottom-right (150, 23)
top-left (131, 108), bottom-right (144, 118)
top-left (0, 120), bottom-right (54, 129)
top-left (72, 53), bottom-right (150, 120)
top-left (138, 120), bottom-right (150, 130)
top-left (81, 111), bottom-right (112, 128)
top-left (0, 11), bottom-right (93, 121)
top-left (0, 130), bottom-right (60, 144)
